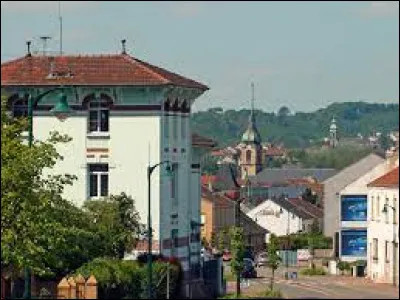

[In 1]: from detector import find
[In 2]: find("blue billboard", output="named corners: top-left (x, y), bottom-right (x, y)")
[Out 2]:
top-left (341, 195), bottom-right (367, 221)
top-left (341, 230), bottom-right (367, 257)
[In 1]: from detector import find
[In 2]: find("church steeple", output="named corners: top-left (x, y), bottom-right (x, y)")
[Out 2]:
top-left (329, 116), bottom-right (338, 148)
top-left (241, 82), bottom-right (261, 145)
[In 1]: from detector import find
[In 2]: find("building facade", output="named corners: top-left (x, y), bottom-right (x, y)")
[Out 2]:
top-left (367, 166), bottom-right (399, 286)
top-left (1, 51), bottom-right (211, 279)
top-left (338, 157), bottom-right (398, 262)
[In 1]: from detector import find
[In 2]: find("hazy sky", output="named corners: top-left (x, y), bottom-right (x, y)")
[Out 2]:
top-left (1, 1), bottom-right (399, 112)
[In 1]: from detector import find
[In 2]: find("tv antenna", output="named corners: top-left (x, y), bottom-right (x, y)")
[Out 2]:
top-left (58, 1), bottom-right (63, 55)
top-left (39, 36), bottom-right (52, 56)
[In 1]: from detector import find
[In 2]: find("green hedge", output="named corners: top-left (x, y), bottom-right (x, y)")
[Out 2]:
top-left (274, 233), bottom-right (332, 250)
top-left (72, 257), bottom-right (181, 299)
top-left (300, 267), bottom-right (326, 276)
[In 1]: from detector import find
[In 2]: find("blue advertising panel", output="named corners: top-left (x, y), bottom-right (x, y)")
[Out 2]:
top-left (341, 195), bottom-right (367, 221)
top-left (341, 230), bottom-right (367, 257)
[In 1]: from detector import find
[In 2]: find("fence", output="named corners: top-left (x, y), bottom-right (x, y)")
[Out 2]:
top-left (57, 274), bottom-right (97, 299)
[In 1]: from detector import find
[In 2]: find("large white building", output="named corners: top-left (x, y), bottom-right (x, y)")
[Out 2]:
top-left (338, 156), bottom-right (399, 262)
top-left (367, 166), bottom-right (399, 286)
top-left (1, 48), bottom-right (214, 284)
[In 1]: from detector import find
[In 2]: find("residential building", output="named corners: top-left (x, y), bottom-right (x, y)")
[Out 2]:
top-left (247, 196), bottom-right (323, 243)
top-left (1, 47), bottom-right (213, 285)
top-left (338, 156), bottom-right (398, 262)
top-left (200, 185), bottom-right (267, 253)
top-left (367, 166), bottom-right (399, 286)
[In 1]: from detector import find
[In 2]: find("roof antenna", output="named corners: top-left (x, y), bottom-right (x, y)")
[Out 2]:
top-left (250, 82), bottom-right (255, 123)
top-left (40, 36), bottom-right (51, 56)
top-left (121, 39), bottom-right (127, 54)
top-left (26, 41), bottom-right (32, 57)
top-left (58, 1), bottom-right (63, 55)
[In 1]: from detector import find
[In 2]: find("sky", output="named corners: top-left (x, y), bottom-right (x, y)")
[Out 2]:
top-left (1, 1), bottom-right (399, 113)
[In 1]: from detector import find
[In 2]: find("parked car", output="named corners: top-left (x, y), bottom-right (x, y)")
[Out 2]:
top-left (241, 258), bottom-right (257, 278)
top-left (255, 252), bottom-right (269, 267)
top-left (222, 250), bottom-right (232, 261)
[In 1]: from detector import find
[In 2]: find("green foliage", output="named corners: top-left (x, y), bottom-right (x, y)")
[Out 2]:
top-left (229, 227), bottom-right (245, 277)
top-left (275, 233), bottom-right (332, 250)
top-left (210, 232), bottom-right (218, 248)
top-left (1, 95), bottom-right (81, 276)
top-left (300, 267), bottom-right (326, 276)
top-left (263, 288), bottom-right (283, 298)
top-left (267, 234), bottom-right (282, 290)
top-left (337, 261), bottom-right (352, 271)
top-left (83, 193), bottom-right (144, 259)
top-left (289, 144), bottom-right (375, 170)
top-left (73, 258), bottom-right (181, 299)
top-left (191, 102), bottom-right (399, 149)
top-left (218, 228), bottom-right (228, 251)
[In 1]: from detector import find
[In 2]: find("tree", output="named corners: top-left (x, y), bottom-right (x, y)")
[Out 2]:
top-left (301, 188), bottom-right (318, 205)
top-left (267, 234), bottom-right (282, 290)
top-left (1, 95), bottom-right (78, 276)
top-left (229, 226), bottom-right (245, 297)
top-left (278, 106), bottom-right (291, 118)
top-left (83, 193), bottom-right (144, 259)
top-left (218, 228), bottom-right (228, 252)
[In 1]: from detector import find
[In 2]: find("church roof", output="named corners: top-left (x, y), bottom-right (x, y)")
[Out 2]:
top-left (241, 113), bottom-right (261, 144)
top-left (1, 54), bottom-right (208, 90)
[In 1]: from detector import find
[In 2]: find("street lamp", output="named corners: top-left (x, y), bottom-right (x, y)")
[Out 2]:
top-left (147, 161), bottom-right (173, 299)
top-left (382, 203), bottom-right (397, 286)
top-left (19, 87), bottom-right (74, 299)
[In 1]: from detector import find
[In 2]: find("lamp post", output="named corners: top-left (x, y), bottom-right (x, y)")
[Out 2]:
top-left (382, 204), bottom-right (397, 286)
top-left (147, 161), bottom-right (172, 299)
top-left (21, 87), bottom-right (74, 299)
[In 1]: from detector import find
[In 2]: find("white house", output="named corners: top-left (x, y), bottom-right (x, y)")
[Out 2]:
top-left (367, 166), bottom-right (399, 286)
top-left (1, 46), bottom-right (214, 287)
top-left (247, 197), bottom-right (322, 243)
top-left (338, 156), bottom-right (399, 262)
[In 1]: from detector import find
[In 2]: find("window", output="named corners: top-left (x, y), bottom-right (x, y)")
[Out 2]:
top-left (373, 238), bottom-right (378, 260)
top-left (394, 197), bottom-right (397, 224)
top-left (173, 116), bottom-right (178, 140)
top-left (246, 150), bottom-right (252, 163)
top-left (171, 229), bottom-right (179, 257)
top-left (181, 117), bottom-right (186, 139)
top-left (385, 197), bottom-right (389, 223)
top-left (13, 98), bottom-right (28, 118)
top-left (371, 196), bottom-right (375, 220)
top-left (88, 96), bottom-right (110, 132)
top-left (88, 164), bottom-right (109, 198)
top-left (377, 196), bottom-right (380, 219)
top-left (171, 163), bottom-right (178, 203)
top-left (164, 115), bottom-right (169, 139)
top-left (385, 241), bottom-right (390, 262)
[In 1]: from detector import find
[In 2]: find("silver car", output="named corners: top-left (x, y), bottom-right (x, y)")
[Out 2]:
top-left (255, 252), bottom-right (269, 267)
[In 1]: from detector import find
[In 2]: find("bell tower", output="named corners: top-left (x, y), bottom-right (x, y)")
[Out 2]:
top-left (239, 82), bottom-right (263, 178)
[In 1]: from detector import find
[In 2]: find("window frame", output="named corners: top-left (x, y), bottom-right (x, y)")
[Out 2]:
top-left (373, 238), bottom-right (378, 261)
top-left (88, 163), bottom-right (109, 198)
top-left (12, 97), bottom-right (29, 118)
top-left (87, 95), bottom-right (110, 133)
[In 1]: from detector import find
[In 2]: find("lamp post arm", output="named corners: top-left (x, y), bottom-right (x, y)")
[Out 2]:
top-left (148, 160), bottom-right (170, 176)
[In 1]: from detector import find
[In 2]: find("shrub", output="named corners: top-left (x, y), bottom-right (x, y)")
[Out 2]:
top-left (337, 261), bottom-right (351, 271)
top-left (300, 267), bottom-right (326, 276)
top-left (264, 288), bottom-right (283, 298)
top-left (73, 257), bottom-right (181, 299)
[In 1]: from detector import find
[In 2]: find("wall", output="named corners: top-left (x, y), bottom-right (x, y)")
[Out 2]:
top-left (247, 199), bottom-right (303, 241)
top-left (368, 187), bottom-right (399, 285)
top-left (323, 154), bottom-right (385, 238)
top-left (33, 113), bottom-right (87, 207)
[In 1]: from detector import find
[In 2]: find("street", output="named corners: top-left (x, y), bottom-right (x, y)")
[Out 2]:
top-left (226, 266), bottom-right (400, 299)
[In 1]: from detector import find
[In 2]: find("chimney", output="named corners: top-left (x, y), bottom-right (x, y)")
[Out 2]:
top-left (26, 41), bottom-right (32, 57)
top-left (121, 39), bottom-right (127, 54)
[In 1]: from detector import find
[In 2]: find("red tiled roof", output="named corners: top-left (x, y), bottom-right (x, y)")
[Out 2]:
top-left (1, 54), bottom-right (208, 90)
top-left (201, 175), bottom-right (220, 185)
top-left (368, 167), bottom-right (399, 187)
top-left (192, 133), bottom-right (217, 148)
top-left (134, 240), bottom-right (160, 252)
top-left (264, 147), bottom-right (286, 156)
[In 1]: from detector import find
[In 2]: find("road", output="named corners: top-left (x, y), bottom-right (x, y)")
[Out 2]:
top-left (226, 266), bottom-right (400, 299)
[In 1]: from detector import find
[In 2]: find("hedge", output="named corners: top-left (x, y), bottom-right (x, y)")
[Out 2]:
top-left (72, 257), bottom-right (181, 299)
